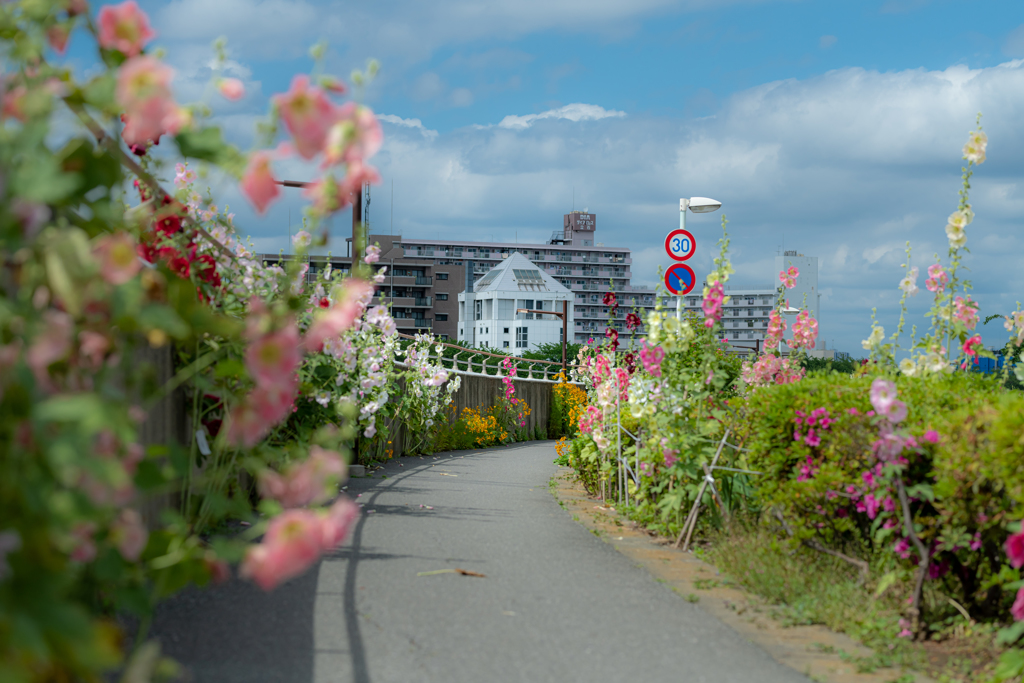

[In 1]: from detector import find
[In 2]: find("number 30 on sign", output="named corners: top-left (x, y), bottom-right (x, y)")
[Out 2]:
top-left (665, 229), bottom-right (696, 261)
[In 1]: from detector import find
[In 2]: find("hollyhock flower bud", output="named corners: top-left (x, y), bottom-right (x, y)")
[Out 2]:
top-left (93, 233), bottom-right (141, 285)
top-left (217, 78), bottom-right (245, 101)
top-left (97, 1), bottom-right (155, 57)
top-left (47, 24), bottom-right (71, 55)
top-left (240, 151), bottom-right (282, 215)
top-left (110, 509), bottom-right (148, 561)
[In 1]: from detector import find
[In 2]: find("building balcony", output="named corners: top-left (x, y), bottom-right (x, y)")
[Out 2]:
top-left (387, 275), bottom-right (431, 288)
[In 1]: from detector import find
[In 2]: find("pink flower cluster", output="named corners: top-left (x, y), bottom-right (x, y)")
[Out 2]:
top-left (241, 73), bottom-right (383, 216)
top-left (789, 310), bottom-right (818, 350)
top-left (740, 354), bottom-right (805, 387)
top-left (639, 342), bottom-right (665, 377)
top-left (953, 296), bottom-right (979, 331)
top-left (962, 334), bottom-right (983, 357)
top-left (578, 405), bottom-right (602, 435)
top-left (793, 407), bottom-right (833, 447)
top-left (240, 497), bottom-right (359, 590)
top-left (779, 266), bottom-right (799, 289)
top-left (925, 264), bottom-right (948, 293)
top-left (764, 310), bottom-right (786, 351)
top-left (258, 446), bottom-right (347, 508)
top-left (1004, 311), bottom-right (1024, 344)
top-left (702, 281), bottom-right (725, 329)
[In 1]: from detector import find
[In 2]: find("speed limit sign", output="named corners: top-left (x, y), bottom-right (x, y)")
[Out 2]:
top-left (665, 229), bottom-right (696, 261)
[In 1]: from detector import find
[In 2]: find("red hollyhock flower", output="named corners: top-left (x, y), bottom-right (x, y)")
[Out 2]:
top-left (625, 312), bottom-right (641, 330)
top-left (603, 292), bottom-right (618, 307)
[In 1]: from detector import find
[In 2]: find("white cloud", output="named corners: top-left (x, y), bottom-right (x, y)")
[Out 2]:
top-left (496, 103), bottom-right (627, 130)
top-left (220, 58), bottom-right (1024, 355)
top-left (819, 35), bottom-right (837, 49)
top-left (378, 114), bottom-right (439, 140)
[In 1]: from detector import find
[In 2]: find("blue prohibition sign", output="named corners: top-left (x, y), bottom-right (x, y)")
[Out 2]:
top-left (664, 263), bottom-right (696, 296)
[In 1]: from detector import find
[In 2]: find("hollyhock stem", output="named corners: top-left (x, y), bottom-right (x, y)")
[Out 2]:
top-left (64, 99), bottom-right (236, 261)
top-left (896, 476), bottom-right (930, 635)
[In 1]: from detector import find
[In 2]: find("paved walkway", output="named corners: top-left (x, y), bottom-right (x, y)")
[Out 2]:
top-left (152, 442), bottom-right (808, 683)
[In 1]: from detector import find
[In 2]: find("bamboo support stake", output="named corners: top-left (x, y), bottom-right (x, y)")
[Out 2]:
top-left (674, 429), bottom-right (730, 550)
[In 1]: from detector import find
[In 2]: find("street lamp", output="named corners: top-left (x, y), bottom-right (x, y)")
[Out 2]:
top-left (515, 301), bottom-right (570, 377)
top-left (676, 196), bottom-right (723, 320)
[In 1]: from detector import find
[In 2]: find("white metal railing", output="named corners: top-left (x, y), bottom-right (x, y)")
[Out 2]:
top-left (393, 333), bottom-right (581, 384)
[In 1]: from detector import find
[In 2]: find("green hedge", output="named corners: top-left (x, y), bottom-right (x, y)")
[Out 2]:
top-left (730, 371), bottom-right (1023, 624)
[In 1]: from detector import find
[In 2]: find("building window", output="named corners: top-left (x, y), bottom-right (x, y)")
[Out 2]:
top-left (503, 327), bottom-right (510, 333)
top-left (436, 272), bottom-right (449, 280)
top-left (503, 341), bottom-right (510, 348)
top-left (436, 313), bottom-right (448, 321)
top-left (475, 301), bottom-right (482, 321)
top-left (440, 334), bottom-right (448, 340)
top-left (436, 293), bottom-right (448, 300)
top-left (512, 325), bottom-right (528, 348)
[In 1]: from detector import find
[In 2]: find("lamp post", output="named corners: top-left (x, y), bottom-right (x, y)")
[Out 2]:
top-left (676, 196), bottom-right (723, 321)
top-left (516, 300), bottom-right (569, 377)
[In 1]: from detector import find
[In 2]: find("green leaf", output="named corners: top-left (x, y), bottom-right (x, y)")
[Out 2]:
top-left (995, 649), bottom-right (1024, 680)
top-left (13, 153), bottom-right (80, 204)
top-left (81, 74), bottom-right (116, 111)
top-left (873, 570), bottom-right (898, 598)
top-left (996, 621), bottom-right (1024, 646)
top-left (175, 127), bottom-right (244, 172)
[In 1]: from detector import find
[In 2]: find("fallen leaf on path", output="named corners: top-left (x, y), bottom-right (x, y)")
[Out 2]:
top-left (416, 568), bottom-right (486, 578)
top-left (439, 473), bottom-right (457, 477)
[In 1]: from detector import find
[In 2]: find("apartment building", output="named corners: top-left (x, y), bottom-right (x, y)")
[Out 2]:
top-left (398, 211), bottom-right (655, 343)
top-left (260, 234), bottom-right (465, 339)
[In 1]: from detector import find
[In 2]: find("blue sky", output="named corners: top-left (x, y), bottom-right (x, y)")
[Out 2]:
top-left (104, 0), bottom-right (1024, 354)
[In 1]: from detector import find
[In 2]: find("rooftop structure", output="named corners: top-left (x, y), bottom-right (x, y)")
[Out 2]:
top-left (458, 253), bottom-right (574, 353)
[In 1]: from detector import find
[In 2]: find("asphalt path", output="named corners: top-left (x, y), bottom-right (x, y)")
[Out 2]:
top-left (152, 442), bottom-right (808, 683)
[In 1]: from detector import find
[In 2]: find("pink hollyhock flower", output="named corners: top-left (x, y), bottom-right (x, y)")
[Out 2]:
top-left (47, 24), bottom-right (71, 54)
top-left (110, 509), bottom-right (148, 561)
top-left (882, 399), bottom-right (908, 424)
top-left (259, 446), bottom-right (347, 508)
top-left (246, 322), bottom-right (301, 388)
top-left (78, 330), bottom-right (111, 369)
top-left (364, 244), bottom-right (381, 264)
top-left (848, 407), bottom-right (859, 416)
top-left (662, 448), bottom-right (679, 468)
top-left (869, 378), bottom-right (897, 415)
top-left (925, 264), bottom-right (948, 293)
top-left (218, 78), bottom-right (245, 101)
top-left (962, 334), bottom-right (983, 357)
top-left (92, 232), bottom-right (141, 285)
top-left (1013, 587), bottom-right (1024, 622)
top-left (340, 160), bottom-right (382, 197)
top-left (862, 470), bottom-right (876, 488)
top-left (304, 279), bottom-right (373, 352)
top-left (1006, 530), bottom-right (1024, 568)
top-left (323, 103), bottom-right (383, 166)
top-left (240, 509), bottom-right (325, 590)
top-left (115, 56), bottom-right (177, 146)
top-left (922, 430), bottom-right (939, 444)
top-left (953, 296), bottom-right (980, 331)
top-left (1, 83), bottom-right (27, 122)
top-left (883, 497), bottom-right (896, 513)
top-left (97, 1), bottom-right (155, 57)
top-left (27, 310), bottom-right (73, 383)
top-left (240, 151), bottom-right (282, 214)
top-left (321, 497), bottom-right (360, 550)
top-left (302, 174), bottom-right (351, 216)
top-left (272, 75), bottom-right (337, 159)
top-left (790, 310), bottom-right (818, 350)
top-left (639, 342), bottom-right (664, 377)
top-left (864, 493), bottom-right (880, 520)
top-left (702, 281), bottom-right (725, 328)
top-left (779, 265), bottom-right (799, 289)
